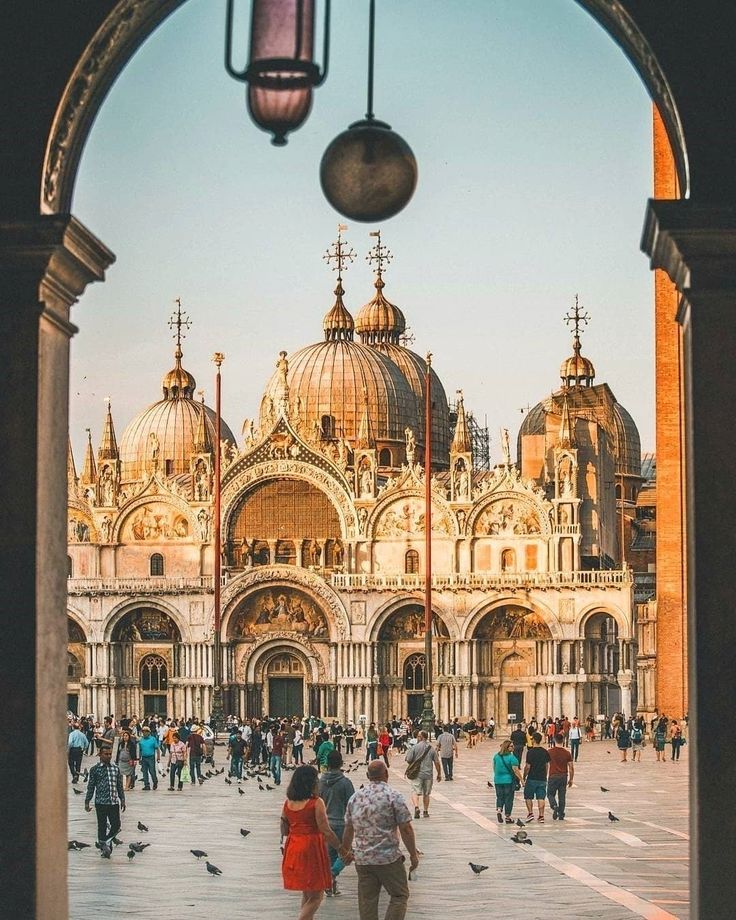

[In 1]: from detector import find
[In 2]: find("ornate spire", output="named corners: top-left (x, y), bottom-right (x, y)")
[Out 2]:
top-left (558, 391), bottom-right (576, 448)
top-left (67, 436), bottom-right (78, 493)
top-left (355, 387), bottom-right (375, 449)
top-left (162, 298), bottom-right (197, 398)
top-left (80, 428), bottom-right (97, 485)
top-left (356, 230), bottom-right (406, 345)
top-left (560, 295), bottom-right (595, 387)
top-left (451, 390), bottom-right (471, 454)
top-left (193, 390), bottom-right (212, 453)
top-left (97, 397), bottom-right (119, 460)
top-left (323, 226), bottom-right (356, 342)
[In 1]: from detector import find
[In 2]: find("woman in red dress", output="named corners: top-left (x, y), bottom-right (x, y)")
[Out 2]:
top-left (281, 765), bottom-right (348, 920)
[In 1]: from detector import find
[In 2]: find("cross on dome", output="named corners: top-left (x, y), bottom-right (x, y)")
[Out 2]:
top-left (564, 294), bottom-right (590, 353)
top-left (323, 225), bottom-right (356, 280)
top-left (366, 230), bottom-right (393, 277)
top-left (169, 297), bottom-right (192, 354)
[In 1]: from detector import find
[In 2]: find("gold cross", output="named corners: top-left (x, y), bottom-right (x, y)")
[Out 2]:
top-left (367, 230), bottom-right (393, 276)
top-left (564, 294), bottom-right (590, 342)
top-left (323, 225), bottom-right (356, 280)
top-left (169, 297), bottom-right (192, 349)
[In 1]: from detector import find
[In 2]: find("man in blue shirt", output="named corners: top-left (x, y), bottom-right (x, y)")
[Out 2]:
top-left (138, 725), bottom-right (160, 790)
top-left (67, 722), bottom-right (88, 783)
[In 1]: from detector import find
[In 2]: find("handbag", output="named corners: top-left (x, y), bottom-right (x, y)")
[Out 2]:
top-left (405, 743), bottom-right (432, 780)
top-left (181, 762), bottom-right (190, 783)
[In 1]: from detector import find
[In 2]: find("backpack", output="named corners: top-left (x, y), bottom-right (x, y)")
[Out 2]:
top-left (618, 729), bottom-right (631, 746)
top-left (631, 726), bottom-right (642, 742)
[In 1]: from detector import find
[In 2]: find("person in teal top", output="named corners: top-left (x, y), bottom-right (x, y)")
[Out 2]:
top-left (492, 739), bottom-right (522, 823)
top-left (317, 734), bottom-right (335, 773)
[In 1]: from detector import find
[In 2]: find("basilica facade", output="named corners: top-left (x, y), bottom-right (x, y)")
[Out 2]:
top-left (67, 241), bottom-right (640, 726)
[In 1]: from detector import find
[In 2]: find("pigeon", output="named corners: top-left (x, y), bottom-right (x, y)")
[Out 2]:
top-left (206, 861), bottom-right (223, 876)
top-left (129, 842), bottom-right (150, 853)
top-left (600, 786), bottom-right (610, 792)
top-left (258, 786), bottom-right (265, 792)
top-left (100, 843), bottom-right (112, 859)
top-left (515, 819), bottom-right (525, 828)
top-left (469, 862), bottom-right (489, 876)
top-left (225, 777), bottom-right (232, 785)
top-left (238, 787), bottom-right (245, 796)
top-left (608, 811), bottom-right (620, 822)
top-left (73, 788), bottom-right (83, 795)
top-left (266, 784), bottom-right (274, 791)
top-left (190, 849), bottom-right (208, 859)
top-left (511, 833), bottom-right (533, 845)
top-left (68, 840), bottom-right (91, 850)
top-left (137, 821), bottom-right (149, 832)
top-left (111, 837), bottom-right (123, 846)
top-left (127, 850), bottom-right (135, 861)
top-left (240, 829), bottom-right (251, 837)
top-left (487, 781), bottom-right (493, 788)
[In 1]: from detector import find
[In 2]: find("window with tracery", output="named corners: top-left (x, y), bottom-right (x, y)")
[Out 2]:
top-left (141, 655), bottom-right (168, 691)
top-left (67, 651), bottom-right (82, 681)
top-left (405, 549), bottom-right (420, 574)
top-left (150, 553), bottom-right (164, 576)
top-left (404, 654), bottom-right (426, 691)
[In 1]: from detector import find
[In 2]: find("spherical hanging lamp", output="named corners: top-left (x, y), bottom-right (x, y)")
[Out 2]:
top-left (320, 0), bottom-right (417, 221)
top-left (225, 0), bottom-right (331, 146)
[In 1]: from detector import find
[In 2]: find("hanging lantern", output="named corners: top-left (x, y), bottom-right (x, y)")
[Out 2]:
top-left (225, 0), bottom-right (330, 146)
top-left (320, 0), bottom-right (417, 221)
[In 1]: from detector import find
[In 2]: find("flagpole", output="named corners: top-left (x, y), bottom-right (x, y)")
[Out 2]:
top-left (211, 352), bottom-right (225, 735)
top-left (421, 352), bottom-right (436, 733)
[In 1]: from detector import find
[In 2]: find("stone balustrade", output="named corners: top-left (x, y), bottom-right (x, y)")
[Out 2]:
top-left (67, 576), bottom-right (214, 595)
top-left (331, 569), bottom-right (632, 591)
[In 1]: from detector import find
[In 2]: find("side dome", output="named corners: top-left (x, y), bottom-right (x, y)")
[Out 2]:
top-left (120, 359), bottom-right (236, 481)
top-left (355, 277), bottom-right (406, 343)
top-left (261, 339), bottom-right (417, 445)
top-left (612, 402), bottom-right (641, 478)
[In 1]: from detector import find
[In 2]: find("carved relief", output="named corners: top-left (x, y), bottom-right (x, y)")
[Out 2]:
top-left (68, 513), bottom-right (94, 543)
top-left (231, 588), bottom-right (329, 639)
top-left (350, 600), bottom-right (367, 625)
top-left (113, 609), bottom-right (181, 642)
top-left (121, 502), bottom-right (190, 541)
top-left (475, 500), bottom-right (541, 536)
top-left (379, 607), bottom-right (450, 641)
top-left (374, 498), bottom-right (452, 537)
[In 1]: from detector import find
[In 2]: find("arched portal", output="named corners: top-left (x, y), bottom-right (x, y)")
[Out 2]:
top-left (265, 652), bottom-right (306, 718)
top-left (67, 616), bottom-right (86, 715)
top-left (582, 611), bottom-right (622, 716)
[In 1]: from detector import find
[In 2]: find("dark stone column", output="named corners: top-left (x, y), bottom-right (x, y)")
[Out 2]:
top-left (643, 200), bottom-right (736, 920)
top-left (0, 216), bottom-right (113, 918)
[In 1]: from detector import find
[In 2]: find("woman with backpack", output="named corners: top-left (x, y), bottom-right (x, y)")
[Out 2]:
top-left (616, 721), bottom-right (632, 763)
top-left (653, 717), bottom-right (668, 762)
top-left (631, 718), bottom-right (645, 762)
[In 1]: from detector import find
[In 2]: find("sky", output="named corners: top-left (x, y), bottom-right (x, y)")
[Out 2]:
top-left (70, 0), bottom-right (654, 465)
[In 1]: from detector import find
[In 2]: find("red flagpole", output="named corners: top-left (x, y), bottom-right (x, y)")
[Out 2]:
top-left (212, 352), bottom-right (224, 730)
top-left (423, 352), bottom-right (435, 730)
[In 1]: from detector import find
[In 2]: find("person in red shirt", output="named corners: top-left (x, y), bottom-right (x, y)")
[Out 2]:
top-left (547, 733), bottom-right (574, 820)
top-left (187, 726), bottom-right (205, 786)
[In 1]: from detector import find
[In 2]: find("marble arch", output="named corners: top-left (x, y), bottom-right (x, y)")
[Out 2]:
top-left (367, 594), bottom-right (459, 642)
top-left (577, 602), bottom-right (631, 641)
top-left (467, 490), bottom-right (552, 538)
top-left (220, 565), bottom-right (350, 641)
top-left (462, 595), bottom-right (562, 641)
top-left (221, 461), bottom-right (356, 541)
top-left (368, 488), bottom-right (456, 540)
top-left (67, 607), bottom-right (89, 640)
top-left (237, 634), bottom-right (326, 685)
top-left (103, 597), bottom-right (190, 643)
top-left (111, 489), bottom-right (196, 544)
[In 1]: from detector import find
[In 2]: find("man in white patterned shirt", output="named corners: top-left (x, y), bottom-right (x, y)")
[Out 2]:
top-left (85, 745), bottom-right (126, 851)
top-left (342, 760), bottom-right (419, 920)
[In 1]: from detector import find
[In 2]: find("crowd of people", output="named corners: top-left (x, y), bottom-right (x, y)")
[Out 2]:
top-left (70, 707), bottom-right (687, 920)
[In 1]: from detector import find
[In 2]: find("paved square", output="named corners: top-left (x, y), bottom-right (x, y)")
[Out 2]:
top-left (68, 738), bottom-right (689, 919)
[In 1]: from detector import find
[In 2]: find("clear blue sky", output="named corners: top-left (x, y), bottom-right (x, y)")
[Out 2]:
top-left (70, 0), bottom-right (654, 465)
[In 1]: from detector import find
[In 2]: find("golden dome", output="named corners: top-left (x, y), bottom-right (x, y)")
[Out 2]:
top-left (120, 353), bottom-right (236, 482)
top-left (355, 277), bottom-right (406, 343)
top-left (560, 338), bottom-right (596, 386)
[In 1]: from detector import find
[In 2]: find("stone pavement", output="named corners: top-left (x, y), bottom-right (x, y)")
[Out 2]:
top-left (67, 737), bottom-right (690, 919)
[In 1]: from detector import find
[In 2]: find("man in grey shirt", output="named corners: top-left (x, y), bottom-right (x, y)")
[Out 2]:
top-left (405, 730), bottom-right (441, 818)
top-left (436, 724), bottom-right (458, 781)
top-left (319, 749), bottom-right (355, 896)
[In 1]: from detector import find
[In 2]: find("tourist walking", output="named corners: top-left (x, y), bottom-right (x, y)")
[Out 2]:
top-left (523, 732), bottom-right (550, 822)
top-left (270, 726), bottom-right (286, 785)
top-left (293, 726), bottom-right (305, 765)
top-left (653, 717), bottom-right (668, 762)
top-left (616, 721), bottom-right (633, 763)
top-left (281, 765), bottom-right (348, 920)
top-left (436, 724), bottom-right (458, 780)
top-left (319, 750), bottom-right (355, 896)
top-left (228, 730), bottom-right (247, 779)
top-left (67, 721), bottom-right (87, 783)
top-left (187, 724), bottom-right (206, 786)
top-left (84, 745), bottom-right (125, 852)
top-left (167, 731), bottom-right (187, 790)
top-left (115, 729), bottom-right (138, 791)
top-left (670, 720), bottom-right (684, 761)
top-left (342, 759), bottom-right (419, 920)
top-left (631, 718), bottom-right (644, 762)
top-left (404, 730), bottom-right (441, 819)
top-left (547, 733), bottom-right (574, 821)
top-left (492, 739), bottom-right (523, 824)
top-left (510, 723), bottom-right (527, 767)
top-left (568, 718), bottom-right (582, 761)
top-left (138, 724), bottom-right (160, 790)
top-left (378, 726), bottom-right (392, 769)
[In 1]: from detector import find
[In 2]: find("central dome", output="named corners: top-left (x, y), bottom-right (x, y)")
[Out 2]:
top-left (261, 281), bottom-right (416, 448)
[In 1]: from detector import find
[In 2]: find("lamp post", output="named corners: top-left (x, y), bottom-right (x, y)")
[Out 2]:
top-left (211, 352), bottom-right (225, 736)
top-left (421, 352), bottom-right (436, 734)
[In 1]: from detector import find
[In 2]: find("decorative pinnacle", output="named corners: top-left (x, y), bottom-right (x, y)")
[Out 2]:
top-left (104, 396), bottom-right (111, 409)
top-left (169, 297), bottom-right (192, 356)
top-left (426, 351), bottom-right (433, 369)
top-left (564, 294), bottom-right (590, 353)
top-left (323, 224), bottom-right (356, 281)
top-left (212, 352), bottom-right (225, 368)
top-left (367, 230), bottom-right (393, 277)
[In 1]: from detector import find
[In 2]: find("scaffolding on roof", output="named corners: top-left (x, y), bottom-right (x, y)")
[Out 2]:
top-left (449, 398), bottom-right (490, 471)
